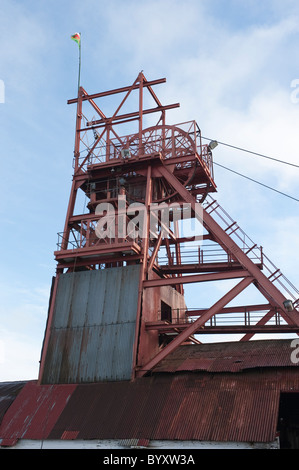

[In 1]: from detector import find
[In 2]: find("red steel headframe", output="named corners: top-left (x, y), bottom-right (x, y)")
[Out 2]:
top-left (38, 72), bottom-right (299, 383)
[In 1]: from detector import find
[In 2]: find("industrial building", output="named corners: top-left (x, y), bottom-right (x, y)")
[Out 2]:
top-left (1, 72), bottom-right (299, 450)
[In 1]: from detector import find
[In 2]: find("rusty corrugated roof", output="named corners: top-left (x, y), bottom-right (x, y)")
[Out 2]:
top-left (0, 381), bottom-right (76, 445)
top-left (1, 339), bottom-right (299, 446)
top-left (152, 339), bottom-right (299, 373)
top-left (0, 370), bottom-right (297, 445)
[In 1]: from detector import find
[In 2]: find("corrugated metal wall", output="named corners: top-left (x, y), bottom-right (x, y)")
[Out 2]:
top-left (41, 265), bottom-right (140, 384)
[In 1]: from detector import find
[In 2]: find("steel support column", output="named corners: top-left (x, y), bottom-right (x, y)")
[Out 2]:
top-left (132, 165), bottom-right (152, 378)
top-left (156, 164), bottom-right (299, 324)
top-left (137, 276), bottom-right (253, 376)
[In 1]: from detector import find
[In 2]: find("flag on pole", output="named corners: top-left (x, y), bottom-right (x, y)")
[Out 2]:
top-left (71, 32), bottom-right (82, 92)
top-left (71, 32), bottom-right (81, 46)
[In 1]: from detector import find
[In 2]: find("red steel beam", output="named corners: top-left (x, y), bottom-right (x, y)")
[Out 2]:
top-left (81, 87), bottom-right (107, 120)
top-left (158, 262), bottom-right (259, 274)
top-left (148, 231), bottom-right (163, 271)
top-left (81, 103), bottom-right (180, 131)
top-left (132, 165), bottom-right (153, 378)
top-left (156, 164), bottom-right (299, 325)
top-left (145, 323), bottom-right (299, 335)
top-left (136, 276), bottom-right (254, 376)
top-left (240, 309), bottom-right (276, 342)
top-left (54, 241), bottom-right (141, 261)
top-left (186, 303), bottom-right (272, 316)
top-left (67, 78), bottom-right (167, 104)
top-left (143, 270), bottom-right (250, 288)
top-left (56, 253), bottom-right (142, 270)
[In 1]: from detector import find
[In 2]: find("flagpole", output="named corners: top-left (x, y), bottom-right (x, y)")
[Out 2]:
top-left (77, 32), bottom-right (81, 93)
top-left (71, 32), bottom-right (82, 96)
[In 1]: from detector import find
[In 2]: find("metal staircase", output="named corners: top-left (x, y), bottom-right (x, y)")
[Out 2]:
top-left (202, 195), bottom-right (299, 309)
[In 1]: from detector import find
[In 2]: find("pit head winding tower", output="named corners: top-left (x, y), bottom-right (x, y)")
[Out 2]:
top-left (38, 72), bottom-right (299, 384)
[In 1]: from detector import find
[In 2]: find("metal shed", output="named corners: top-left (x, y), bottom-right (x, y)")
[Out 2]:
top-left (1, 339), bottom-right (299, 449)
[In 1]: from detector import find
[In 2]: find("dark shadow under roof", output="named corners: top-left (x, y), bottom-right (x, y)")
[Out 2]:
top-left (0, 382), bottom-right (26, 424)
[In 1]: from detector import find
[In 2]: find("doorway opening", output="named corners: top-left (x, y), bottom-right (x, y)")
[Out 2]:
top-left (277, 393), bottom-right (299, 449)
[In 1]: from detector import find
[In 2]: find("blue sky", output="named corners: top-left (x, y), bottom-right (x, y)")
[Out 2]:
top-left (1, 0), bottom-right (299, 380)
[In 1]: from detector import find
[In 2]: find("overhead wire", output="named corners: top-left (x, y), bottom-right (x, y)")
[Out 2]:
top-left (202, 136), bottom-right (299, 169)
top-left (200, 135), bottom-right (299, 202)
top-left (213, 162), bottom-right (299, 203)
top-left (80, 132), bottom-right (299, 202)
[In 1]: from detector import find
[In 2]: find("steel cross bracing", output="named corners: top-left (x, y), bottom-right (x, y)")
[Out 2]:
top-left (136, 163), bottom-right (299, 375)
top-left (38, 72), bottom-right (299, 383)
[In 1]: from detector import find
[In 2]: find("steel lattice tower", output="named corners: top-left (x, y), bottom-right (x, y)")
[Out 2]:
top-left (38, 72), bottom-right (299, 384)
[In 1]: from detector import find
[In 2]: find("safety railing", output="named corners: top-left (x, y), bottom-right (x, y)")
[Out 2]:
top-left (157, 307), bottom-right (288, 328)
top-left (157, 243), bottom-right (263, 267)
top-left (73, 121), bottom-right (214, 176)
top-left (56, 215), bottom-right (142, 252)
top-left (202, 195), bottom-right (299, 307)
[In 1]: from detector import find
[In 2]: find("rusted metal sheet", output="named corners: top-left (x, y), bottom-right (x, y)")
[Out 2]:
top-left (2, 366), bottom-right (299, 445)
top-left (3, 340), bottom-right (299, 446)
top-left (47, 369), bottom-right (299, 443)
top-left (41, 265), bottom-right (140, 383)
top-left (0, 382), bottom-right (26, 424)
top-left (47, 376), bottom-right (172, 440)
top-left (153, 339), bottom-right (299, 373)
top-left (0, 381), bottom-right (76, 444)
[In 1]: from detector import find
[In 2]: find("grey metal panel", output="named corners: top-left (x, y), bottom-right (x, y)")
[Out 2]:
top-left (42, 265), bottom-right (140, 384)
top-left (68, 271), bottom-right (90, 328)
top-left (86, 269), bottom-right (107, 326)
top-left (52, 273), bottom-right (73, 329)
